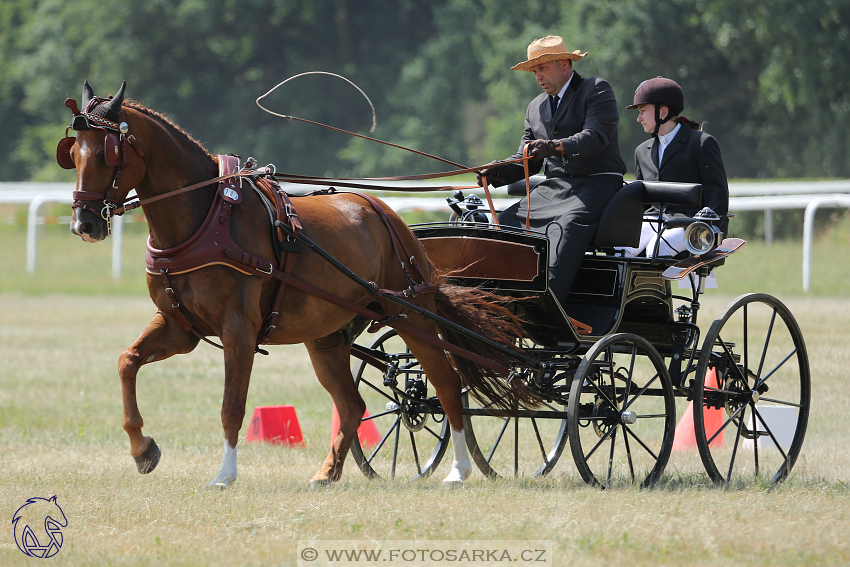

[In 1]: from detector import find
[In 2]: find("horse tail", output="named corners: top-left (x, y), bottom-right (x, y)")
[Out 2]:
top-left (431, 272), bottom-right (539, 415)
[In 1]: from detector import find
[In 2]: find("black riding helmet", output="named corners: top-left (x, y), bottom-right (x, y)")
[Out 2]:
top-left (625, 77), bottom-right (684, 137)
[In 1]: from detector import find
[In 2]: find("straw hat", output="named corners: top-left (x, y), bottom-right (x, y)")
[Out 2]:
top-left (511, 36), bottom-right (587, 72)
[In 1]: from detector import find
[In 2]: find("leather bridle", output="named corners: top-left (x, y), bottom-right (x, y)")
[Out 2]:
top-left (57, 97), bottom-right (148, 234)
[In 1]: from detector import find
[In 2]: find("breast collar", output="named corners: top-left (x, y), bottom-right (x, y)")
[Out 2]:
top-left (145, 155), bottom-right (279, 276)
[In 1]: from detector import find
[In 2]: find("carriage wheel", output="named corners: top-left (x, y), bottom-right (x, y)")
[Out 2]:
top-left (693, 293), bottom-right (810, 484)
top-left (349, 329), bottom-right (451, 481)
top-left (462, 364), bottom-right (570, 478)
top-left (567, 333), bottom-right (676, 488)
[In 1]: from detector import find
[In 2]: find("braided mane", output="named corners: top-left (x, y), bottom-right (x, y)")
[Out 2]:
top-left (123, 100), bottom-right (214, 161)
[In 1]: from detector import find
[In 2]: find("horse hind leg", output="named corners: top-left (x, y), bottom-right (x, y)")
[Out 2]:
top-left (395, 329), bottom-right (472, 486)
top-left (118, 311), bottom-right (200, 474)
top-left (305, 333), bottom-right (366, 487)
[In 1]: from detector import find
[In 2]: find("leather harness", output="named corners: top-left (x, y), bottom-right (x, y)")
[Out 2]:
top-left (148, 155), bottom-right (438, 355)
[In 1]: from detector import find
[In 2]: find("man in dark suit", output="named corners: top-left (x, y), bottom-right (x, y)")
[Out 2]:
top-left (478, 35), bottom-right (626, 305)
top-left (622, 77), bottom-right (729, 258)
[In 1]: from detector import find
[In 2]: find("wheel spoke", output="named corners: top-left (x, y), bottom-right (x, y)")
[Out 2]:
top-left (606, 426), bottom-right (618, 486)
top-left (409, 430), bottom-right (421, 476)
top-left (623, 372), bottom-right (661, 411)
top-left (755, 348), bottom-right (798, 390)
top-left (486, 418), bottom-right (510, 464)
top-left (622, 344), bottom-right (637, 408)
top-left (584, 422), bottom-right (617, 461)
top-left (725, 406), bottom-right (747, 482)
top-left (752, 405), bottom-right (791, 464)
top-left (367, 416), bottom-right (400, 465)
top-left (622, 424), bottom-right (635, 483)
top-left (531, 418), bottom-right (549, 466)
top-left (584, 373), bottom-right (618, 410)
top-left (706, 402), bottom-right (747, 446)
top-left (743, 304), bottom-right (749, 387)
top-left (753, 405), bottom-right (760, 477)
top-left (622, 425), bottom-right (660, 461)
top-left (757, 396), bottom-right (802, 408)
top-left (391, 417), bottom-right (401, 480)
top-left (361, 378), bottom-right (399, 405)
top-left (756, 308), bottom-right (778, 381)
top-left (423, 424), bottom-right (443, 440)
top-left (514, 417), bottom-right (519, 477)
top-left (363, 407), bottom-right (398, 421)
top-left (716, 332), bottom-right (749, 385)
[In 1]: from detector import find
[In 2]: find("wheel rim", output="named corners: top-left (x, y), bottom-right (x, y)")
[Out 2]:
top-left (694, 293), bottom-right (810, 484)
top-left (568, 333), bottom-right (676, 488)
top-left (349, 329), bottom-right (450, 481)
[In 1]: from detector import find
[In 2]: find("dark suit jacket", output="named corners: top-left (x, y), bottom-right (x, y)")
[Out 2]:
top-left (634, 125), bottom-right (729, 231)
top-left (495, 72), bottom-right (626, 183)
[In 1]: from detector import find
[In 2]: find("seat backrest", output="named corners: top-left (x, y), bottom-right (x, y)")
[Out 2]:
top-left (643, 181), bottom-right (702, 207)
top-left (593, 181), bottom-right (645, 248)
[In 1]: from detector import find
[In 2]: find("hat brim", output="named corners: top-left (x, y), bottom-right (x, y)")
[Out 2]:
top-left (511, 51), bottom-right (587, 71)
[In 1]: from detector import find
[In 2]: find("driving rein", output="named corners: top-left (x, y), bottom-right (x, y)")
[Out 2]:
top-left (57, 101), bottom-right (536, 374)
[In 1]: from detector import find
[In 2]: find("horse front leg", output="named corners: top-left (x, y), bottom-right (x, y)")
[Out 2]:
top-left (118, 311), bottom-right (200, 474)
top-left (205, 323), bottom-right (259, 490)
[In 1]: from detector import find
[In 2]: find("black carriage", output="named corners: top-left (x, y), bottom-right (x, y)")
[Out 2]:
top-left (349, 178), bottom-right (810, 488)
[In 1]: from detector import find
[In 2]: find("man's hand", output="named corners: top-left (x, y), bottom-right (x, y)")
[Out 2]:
top-left (526, 139), bottom-right (562, 160)
top-left (476, 161), bottom-right (505, 187)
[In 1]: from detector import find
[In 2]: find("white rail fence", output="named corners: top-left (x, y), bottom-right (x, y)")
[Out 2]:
top-left (2, 180), bottom-right (849, 292)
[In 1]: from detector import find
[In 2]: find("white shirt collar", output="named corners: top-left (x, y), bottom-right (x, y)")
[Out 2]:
top-left (658, 122), bottom-right (681, 147)
top-left (657, 122), bottom-right (681, 164)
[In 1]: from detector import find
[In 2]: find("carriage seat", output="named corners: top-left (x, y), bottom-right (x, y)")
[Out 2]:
top-left (593, 181), bottom-right (703, 249)
top-left (504, 177), bottom-right (703, 249)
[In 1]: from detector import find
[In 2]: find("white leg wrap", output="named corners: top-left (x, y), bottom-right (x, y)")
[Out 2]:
top-left (205, 439), bottom-right (238, 489)
top-left (442, 428), bottom-right (471, 484)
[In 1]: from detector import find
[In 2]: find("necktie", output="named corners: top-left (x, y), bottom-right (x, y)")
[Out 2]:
top-left (549, 95), bottom-right (559, 117)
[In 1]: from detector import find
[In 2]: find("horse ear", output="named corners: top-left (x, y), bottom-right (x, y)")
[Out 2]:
top-left (82, 80), bottom-right (95, 109)
top-left (103, 81), bottom-right (126, 115)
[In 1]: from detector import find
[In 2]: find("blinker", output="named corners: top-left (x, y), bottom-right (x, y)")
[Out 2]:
top-left (104, 134), bottom-right (121, 167)
top-left (56, 133), bottom-right (76, 169)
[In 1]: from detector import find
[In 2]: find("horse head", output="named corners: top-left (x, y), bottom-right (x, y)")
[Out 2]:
top-left (59, 80), bottom-right (146, 242)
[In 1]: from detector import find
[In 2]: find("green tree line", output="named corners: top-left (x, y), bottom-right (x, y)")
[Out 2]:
top-left (1, 0), bottom-right (848, 181)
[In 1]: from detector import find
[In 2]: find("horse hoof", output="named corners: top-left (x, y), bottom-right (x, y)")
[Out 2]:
top-left (308, 478), bottom-right (332, 489)
top-left (441, 480), bottom-right (465, 489)
top-left (134, 438), bottom-right (161, 474)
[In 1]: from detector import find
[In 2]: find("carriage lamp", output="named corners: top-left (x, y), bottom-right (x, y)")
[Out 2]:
top-left (683, 208), bottom-right (723, 256)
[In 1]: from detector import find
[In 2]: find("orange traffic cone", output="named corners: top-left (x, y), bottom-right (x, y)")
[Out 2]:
top-left (330, 403), bottom-right (382, 449)
top-left (672, 368), bottom-right (725, 451)
top-left (244, 405), bottom-right (304, 446)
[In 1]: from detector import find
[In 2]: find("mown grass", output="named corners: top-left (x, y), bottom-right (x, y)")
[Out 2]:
top-left (1, 211), bottom-right (849, 566)
top-left (1, 292), bottom-right (849, 566)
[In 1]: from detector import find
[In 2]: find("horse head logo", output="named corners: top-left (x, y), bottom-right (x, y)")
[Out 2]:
top-left (12, 496), bottom-right (68, 558)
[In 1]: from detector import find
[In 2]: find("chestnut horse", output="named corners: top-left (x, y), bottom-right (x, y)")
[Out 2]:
top-left (60, 81), bottom-right (528, 488)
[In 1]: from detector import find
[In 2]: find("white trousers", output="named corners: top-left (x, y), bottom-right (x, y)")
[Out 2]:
top-left (617, 217), bottom-right (717, 289)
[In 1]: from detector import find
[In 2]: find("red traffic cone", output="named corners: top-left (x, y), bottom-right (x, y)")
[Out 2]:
top-left (330, 403), bottom-right (382, 449)
top-left (672, 368), bottom-right (725, 451)
top-left (244, 405), bottom-right (304, 446)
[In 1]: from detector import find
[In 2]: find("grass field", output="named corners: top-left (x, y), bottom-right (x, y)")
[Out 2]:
top-left (1, 219), bottom-right (849, 566)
